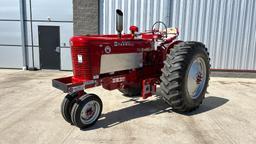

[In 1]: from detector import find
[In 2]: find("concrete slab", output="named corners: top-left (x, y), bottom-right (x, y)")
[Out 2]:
top-left (0, 69), bottom-right (256, 144)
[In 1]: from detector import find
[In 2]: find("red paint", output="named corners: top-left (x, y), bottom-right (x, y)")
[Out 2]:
top-left (142, 78), bottom-right (158, 99)
top-left (56, 31), bottom-right (181, 98)
top-left (129, 26), bottom-right (139, 32)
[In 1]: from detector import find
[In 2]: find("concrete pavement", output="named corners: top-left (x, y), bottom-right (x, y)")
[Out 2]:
top-left (0, 69), bottom-right (256, 144)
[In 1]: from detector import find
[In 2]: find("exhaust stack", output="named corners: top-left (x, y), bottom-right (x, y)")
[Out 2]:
top-left (116, 9), bottom-right (123, 38)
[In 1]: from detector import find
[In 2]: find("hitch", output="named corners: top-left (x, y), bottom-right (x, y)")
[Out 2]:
top-left (142, 78), bottom-right (157, 99)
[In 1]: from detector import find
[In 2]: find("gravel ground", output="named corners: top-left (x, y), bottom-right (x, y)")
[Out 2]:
top-left (0, 69), bottom-right (256, 144)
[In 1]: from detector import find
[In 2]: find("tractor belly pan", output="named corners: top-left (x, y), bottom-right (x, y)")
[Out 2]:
top-left (100, 53), bottom-right (143, 74)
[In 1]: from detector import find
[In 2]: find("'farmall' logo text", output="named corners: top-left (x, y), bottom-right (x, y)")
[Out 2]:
top-left (114, 41), bottom-right (133, 47)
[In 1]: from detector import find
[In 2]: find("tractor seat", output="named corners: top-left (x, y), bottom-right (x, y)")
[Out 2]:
top-left (165, 27), bottom-right (179, 39)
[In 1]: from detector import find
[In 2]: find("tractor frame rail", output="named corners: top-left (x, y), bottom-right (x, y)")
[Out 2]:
top-left (52, 76), bottom-right (96, 93)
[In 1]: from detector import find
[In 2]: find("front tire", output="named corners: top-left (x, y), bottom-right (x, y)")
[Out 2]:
top-left (71, 94), bottom-right (102, 128)
top-left (160, 41), bottom-right (210, 112)
top-left (61, 93), bottom-right (78, 124)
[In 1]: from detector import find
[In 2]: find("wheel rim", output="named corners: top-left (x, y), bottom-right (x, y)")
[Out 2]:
top-left (186, 57), bottom-right (207, 99)
top-left (80, 100), bottom-right (100, 125)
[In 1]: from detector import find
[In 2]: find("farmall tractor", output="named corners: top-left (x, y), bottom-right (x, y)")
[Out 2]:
top-left (52, 9), bottom-right (210, 128)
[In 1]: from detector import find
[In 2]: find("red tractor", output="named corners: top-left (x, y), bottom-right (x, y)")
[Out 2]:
top-left (52, 9), bottom-right (210, 128)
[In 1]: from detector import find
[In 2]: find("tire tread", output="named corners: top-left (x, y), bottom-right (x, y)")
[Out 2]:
top-left (160, 41), bottom-right (210, 112)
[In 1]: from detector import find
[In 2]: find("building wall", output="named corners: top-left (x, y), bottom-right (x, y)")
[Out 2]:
top-left (0, 0), bottom-right (23, 68)
top-left (101, 0), bottom-right (256, 71)
top-left (25, 0), bottom-right (73, 70)
top-left (100, 0), bottom-right (171, 34)
top-left (1, 0), bottom-right (256, 71)
top-left (170, 0), bottom-right (256, 70)
top-left (0, 0), bottom-right (73, 70)
top-left (73, 0), bottom-right (99, 35)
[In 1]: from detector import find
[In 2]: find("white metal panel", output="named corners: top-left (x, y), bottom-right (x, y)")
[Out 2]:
top-left (0, 21), bottom-right (21, 45)
top-left (0, 0), bottom-right (20, 19)
top-left (26, 46), bottom-right (72, 70)
top-left (25, 22), bottom-right (73, 47)
top-left (100, 53), bottom-right (143, 73)
top-left (0, 46), bottom-right (23, 68)
top-left (25, 0), bottom-right (31, 20)
top-left (100, 0), bottom-right (171, 34)
top-left (26, 21), bottom-right (73, 69)
top-left (60, 48), bottom-right (72, 70)
top-left (170, 0), bottom-right (256, 70)
top-left (26, 46), bottom-right (40, 69)
top-left (29, 0), bottom-right (73, 21)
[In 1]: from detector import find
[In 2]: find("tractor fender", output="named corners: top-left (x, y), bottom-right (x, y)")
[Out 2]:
top-left (164, 40), bottom-right (183, 58)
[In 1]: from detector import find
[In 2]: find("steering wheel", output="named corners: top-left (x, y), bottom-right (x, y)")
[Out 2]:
top-left (151, 21), bottom-right (168, 38)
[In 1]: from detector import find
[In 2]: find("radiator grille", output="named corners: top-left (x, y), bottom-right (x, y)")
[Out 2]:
top-left (71, 46), bottom-right (92, 80)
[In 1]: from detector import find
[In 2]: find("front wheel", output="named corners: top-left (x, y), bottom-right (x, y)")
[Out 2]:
top-left (160, 41), bottom-right (210, 112)
top-left (61, 93), bottom-right (77, 124)
top-left (71, 94), bottom-right (102, 128)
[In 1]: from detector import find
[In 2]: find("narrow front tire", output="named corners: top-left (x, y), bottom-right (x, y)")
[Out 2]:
top-left (61, 93), bottom-right (77, 124)
top-left (71, 94), bottom-right (103, 128)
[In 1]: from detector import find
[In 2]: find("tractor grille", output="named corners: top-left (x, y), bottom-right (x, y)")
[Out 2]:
top-left (71, 46), bottom-right (92, 80)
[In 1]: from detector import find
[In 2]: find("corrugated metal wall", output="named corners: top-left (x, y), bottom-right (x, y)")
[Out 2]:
top-left (171, 0), bottom-right (256, 70)
top-left (100, 0), bottom-right (256, 70)
top-left (99, 0), bottom-right (171, 34)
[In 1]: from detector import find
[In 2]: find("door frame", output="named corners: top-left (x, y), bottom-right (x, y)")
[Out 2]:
top-left (38, 25), bottom-right (60, 70)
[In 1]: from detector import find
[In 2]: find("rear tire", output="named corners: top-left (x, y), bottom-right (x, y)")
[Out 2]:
top-left (160, 41), bottom-right (210, 112)
top-left (71, 94), bottom-right (102, 128)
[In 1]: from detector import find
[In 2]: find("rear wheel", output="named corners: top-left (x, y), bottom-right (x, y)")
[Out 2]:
top-left (160, 41), bottom-right (210, 112)
top-left (71, 94), bottom-right (102, 128)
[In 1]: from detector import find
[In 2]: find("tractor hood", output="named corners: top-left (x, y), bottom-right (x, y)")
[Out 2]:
top-left (70, 34), bottom-right (132, 47)
top-left (69, 33), bottom-right (158, 47)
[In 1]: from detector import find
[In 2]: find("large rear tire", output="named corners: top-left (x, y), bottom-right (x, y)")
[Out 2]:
top-left (160, 41), bottom-right (210, 112)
